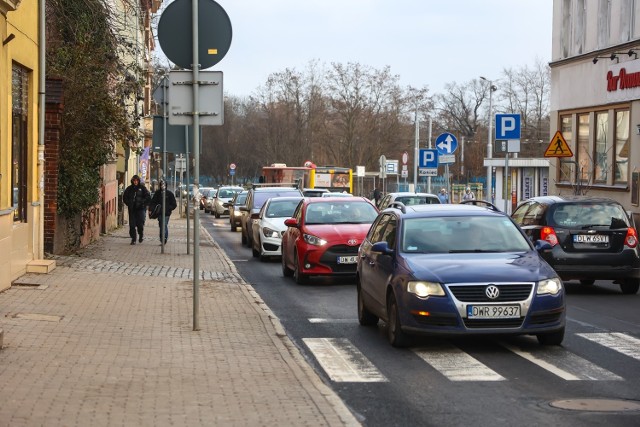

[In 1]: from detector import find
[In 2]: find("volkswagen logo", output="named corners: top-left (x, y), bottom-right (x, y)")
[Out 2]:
top-left (347, 239), bottom-right (359, 246)
top-left (485, 285), bottom-right (500, 300)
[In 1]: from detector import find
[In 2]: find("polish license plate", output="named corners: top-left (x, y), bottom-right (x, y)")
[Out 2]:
top-left (337, 255), bottom-right (358, 264)
top-left (467, 305), bottom-right (520, 319)
top-left (573, 234), bottom-right (609, 243)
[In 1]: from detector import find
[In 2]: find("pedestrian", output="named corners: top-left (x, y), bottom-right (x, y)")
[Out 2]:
top-left (149, 179), bottom-right (177, 245)
top-left (462, 186), bottom-right (475, 201)
top-left (122, 174), bottom-right (151, 245)
top-left (438, 188), bottom-right (449, 204)
top-left (373, 187), bottom-right (382, 205)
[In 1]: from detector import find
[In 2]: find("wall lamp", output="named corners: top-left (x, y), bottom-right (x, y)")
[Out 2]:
top-left (592, 53), bottom-right (619, 64)
top-left (2, 33), bottom-right (15, 46)
top-left (593, 49), bottom-right (640, 64)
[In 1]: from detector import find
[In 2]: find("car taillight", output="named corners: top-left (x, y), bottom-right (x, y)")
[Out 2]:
top-left (541, 226), bottom-right (558, 247)
top-left (625, 227), bottom-right (638, 248)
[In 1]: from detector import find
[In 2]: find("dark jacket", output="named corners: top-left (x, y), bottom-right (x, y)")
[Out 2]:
top-left (150, 188), bottom-right (177, 216)
top-left (122, 175), bottom-right (151, 211)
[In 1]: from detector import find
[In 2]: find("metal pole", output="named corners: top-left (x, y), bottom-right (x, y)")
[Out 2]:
top-left (161, 76), bottom-right (168, 253)
top-left (504, 153), bottom-right (509, 213)
top-left (427, 117), bottom-right (432, 193)
top-left (481, 77), bottom-right (495, 202)
top-left (461, 136), bottom-right (465, 181)
top-left (413, 109), bottom-right (418, 191)
top-left (185, 132), bottom-right (190, 255)
top-left (192, 0), bottom-right (201, 331)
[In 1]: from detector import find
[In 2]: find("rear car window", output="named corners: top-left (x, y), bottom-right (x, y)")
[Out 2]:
top-left (254, 190), bottom-right (302, 208)
top-left (396, 196), bottom-right (439, 206)
top-left (550, 203), bottom-right (630, 229)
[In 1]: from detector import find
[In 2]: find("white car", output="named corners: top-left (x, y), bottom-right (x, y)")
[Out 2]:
top-left (212, 186), bottom-right (243, 218)
top-left (251, 196), bottom-right (303, 261)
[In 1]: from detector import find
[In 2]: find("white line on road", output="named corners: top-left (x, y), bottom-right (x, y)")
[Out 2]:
top-left (308, 318), bottom-right (357, 324)
top-left (577, 332), bottom-right (640, 362)
top-left (502, 343), bottom-right (622, 381)
top-left (303, 338), bottom-right (388, 383)
top-left (413, 345), bottom-right (505, 381)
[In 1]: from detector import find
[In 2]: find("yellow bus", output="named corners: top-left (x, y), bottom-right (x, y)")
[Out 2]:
top-left (261, 164), bottom-right (354, 194)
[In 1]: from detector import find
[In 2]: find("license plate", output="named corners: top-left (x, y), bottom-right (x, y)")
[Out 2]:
top-left (467, 305), bottom-right (520, 319)
top-left (573, 234), bottom-right (609, 243)
top-left (337, 255), bottom-right (358, 264)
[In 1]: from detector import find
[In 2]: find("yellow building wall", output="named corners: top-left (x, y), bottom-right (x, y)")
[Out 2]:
top-left (0, 1), bottom-right (41, 291)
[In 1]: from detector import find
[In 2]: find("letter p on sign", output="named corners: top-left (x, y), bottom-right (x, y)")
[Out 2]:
top-left (495, 114), bottom-right (521, 140)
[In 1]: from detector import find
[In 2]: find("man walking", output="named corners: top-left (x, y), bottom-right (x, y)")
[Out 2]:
top-left (149, 180), bottom-right (177, 245)
top-left (122, 174), bottom-right (151, 245)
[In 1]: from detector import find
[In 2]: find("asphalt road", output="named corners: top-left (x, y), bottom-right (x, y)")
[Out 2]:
top-left (203, 214), bottom-right (640, 427)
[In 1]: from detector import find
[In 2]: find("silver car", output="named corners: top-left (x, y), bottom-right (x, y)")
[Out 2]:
top-left (212, 186), bottom-right (244, 218)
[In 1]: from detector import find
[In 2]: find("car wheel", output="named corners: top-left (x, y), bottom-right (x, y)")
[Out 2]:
top-left (241, 228), bottom-right (247, 245)
top-left (358, 283), bottom-right (378, 326)
top-left (620, 279), bottom-right (640, 295)
top-left (537, 327), bottom-right (565, 345)
top-left (580, 279), bottom-right (595, 286)
top-left (252, 238), bottom-right (260, 258)
top-left (230, 222), bottom-right (236, 232)
top-left (281, 249), bottom-right (293, 277)
top-left (215, 211), bottom-right (220, 219)
top-left (387, 292), bottom-right (409, 347)
top-left (293, 251), bottom-right (307, 285)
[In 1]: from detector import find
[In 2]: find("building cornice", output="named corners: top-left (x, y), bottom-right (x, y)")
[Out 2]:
top-left (550, 39), bottom-right (640, 68)
top-left (0, 0), bottom-right (21, 16)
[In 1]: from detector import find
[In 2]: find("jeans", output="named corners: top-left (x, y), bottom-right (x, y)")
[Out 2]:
top-left (158, 215), bottom-right (170, 242)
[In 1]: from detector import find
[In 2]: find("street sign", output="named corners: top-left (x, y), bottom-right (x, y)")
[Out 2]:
top-left (435, 133), bottom-right (458, 155)
top-left (152, 116), bottom-right (201, 154)
top-left (168, 70), bottom-right (224, 126)
top-left (379, 155), bottom-right (387, 179)
top-left (419, 168), bottom-right (437, 177)
top-left (356, 166), bottom-right (365, 177)
top-left (229, 163), bottom-right (236, 170)
top-left (157, 0), bottom-right (232, 70)
top-left (386, 160), bottom-right (398, 175)
top-left (402, 151), bottom-right (409, 165)
top-left (438, 154), bottom-right (455, 164)
top-left (544, 131), bottom-right (574, 157)
top-left (419, 149), bottom-right (438, 168)
top-left (229, 169), bottom-right (235, 176)
top-left (495, 114), bottom-right (521, 140)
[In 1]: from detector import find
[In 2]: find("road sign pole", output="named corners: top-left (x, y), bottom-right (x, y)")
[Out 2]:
top-left (414, 110), bottom-right (418, 191)
top-left (192, 0), bottom-right (200, 332)
top-left (504, 153), bottom-right (509, 213)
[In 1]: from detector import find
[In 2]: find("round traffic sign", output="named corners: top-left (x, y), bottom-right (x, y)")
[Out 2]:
top-left (435, 132), bottom-right (458, 155)
top-left (402, 151), bottom-right (409, 165)
top-left (229, 163), bottom-right (236, 170)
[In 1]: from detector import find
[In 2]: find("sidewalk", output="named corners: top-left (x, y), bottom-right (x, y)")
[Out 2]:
top-left (0, 216), bottom-right (360, 427)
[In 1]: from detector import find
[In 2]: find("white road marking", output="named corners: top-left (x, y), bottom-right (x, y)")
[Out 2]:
top-left (303, 338), bottom-right (388, 382)
top-left (413, 345), bottom-right (505, 381)
top-left (502, 343), bottom-right (622, 381)
top-left (577, 332), bottom-right (640, 361)
top-left (308, 318), bottom-right (357, 324)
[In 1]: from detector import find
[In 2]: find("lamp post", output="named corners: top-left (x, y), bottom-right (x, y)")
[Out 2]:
top-left (480, 77), bottom-right (497, 202)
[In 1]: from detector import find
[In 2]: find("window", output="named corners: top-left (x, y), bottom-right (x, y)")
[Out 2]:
top-left (577, 114), bottom-right (590, 182)
top-left (615, 110), bottom-right (630, 183)
top-left (559, 115), bottom-right (573, 182)
top-left (594, 112), bottom-right (609, 183)
top-left (12, 63), bottom-right (29, 223)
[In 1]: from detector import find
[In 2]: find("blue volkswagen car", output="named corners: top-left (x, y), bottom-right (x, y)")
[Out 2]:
top-left (357, 202), bottom-right (565, 347)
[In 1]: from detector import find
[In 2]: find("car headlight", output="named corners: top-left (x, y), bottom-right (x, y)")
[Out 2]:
top-left (262, 227), bottom-right (280, 238)
top-left (303, 233), bottom-right (327, 246)
top-left (537, 278), bottom-right (563, 295)
top-left (234, 210), bottom-right (242, 216)
top-left (407, 281), bottom-right (445, 298)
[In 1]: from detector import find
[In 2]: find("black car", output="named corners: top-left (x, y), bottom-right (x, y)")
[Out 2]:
top-left (511, 196), bottom-right (640, 294)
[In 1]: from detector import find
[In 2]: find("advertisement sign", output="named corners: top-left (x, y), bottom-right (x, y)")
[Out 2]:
top-left (139, 147), bottom-right (150, 183)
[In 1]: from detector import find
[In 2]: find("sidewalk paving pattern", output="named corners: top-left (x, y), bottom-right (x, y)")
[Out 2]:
top-left (0, 217), bottom-right (360, 427)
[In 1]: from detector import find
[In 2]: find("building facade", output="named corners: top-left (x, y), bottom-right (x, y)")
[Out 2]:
top-left (550, 0), bottom-right (640, 215)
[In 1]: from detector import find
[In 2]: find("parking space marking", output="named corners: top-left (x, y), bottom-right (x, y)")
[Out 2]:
top-left (577, 332), bottom-right (640, 362)
top-left (502, 343), bottom-right (622, 381)
top-left (303, 338), bottom-right (388, 382)
top-left (413, 345), bottom-right (505, 381)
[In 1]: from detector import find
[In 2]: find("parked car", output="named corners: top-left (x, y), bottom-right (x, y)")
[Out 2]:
top-left (511, 196), bottom-right (640, 294)
top-left (281, 197), bottom-right (378, 284)
top-left (357, 202), bottom-right (565, 347)
top-left (240, 186), bottom-right (304, 248)
top-left (199, 187), bottom-right (216, 212)
top-left (211, 186), bottom-right (243, 218)
top-left (321, 192), bottom-right (353, 197)
top-left (227, 190), bottom-right (248, 232)
top-left (303, 188), bottom-right (329, 197)
top-left (377, 192), bottom-right (441, 210)
top-left (251, 196), bottom-right (304, 261)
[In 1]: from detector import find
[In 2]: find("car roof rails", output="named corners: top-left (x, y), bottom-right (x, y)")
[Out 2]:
top-left (459, 200), bottom-right (502, 212)
top-left (388, 201), bottom-right (407, 213)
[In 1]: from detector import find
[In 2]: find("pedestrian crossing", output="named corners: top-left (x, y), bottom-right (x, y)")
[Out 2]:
top-left (303, 331), bottom-right (640, 383)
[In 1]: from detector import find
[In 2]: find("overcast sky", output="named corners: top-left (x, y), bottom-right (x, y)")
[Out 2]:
top-left (157, 0), bottom-right (553, 98)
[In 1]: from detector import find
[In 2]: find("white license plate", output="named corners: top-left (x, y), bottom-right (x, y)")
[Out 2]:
top-left (467, 305), bottom-right (520, 319)
top-left (573, 234), bottom-right (609, 243)
top-left (337, 256), bottom-right (358, 264)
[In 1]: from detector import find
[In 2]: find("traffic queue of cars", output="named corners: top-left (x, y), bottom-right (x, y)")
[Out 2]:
top-left (211, 187), bottom-right (638, 348)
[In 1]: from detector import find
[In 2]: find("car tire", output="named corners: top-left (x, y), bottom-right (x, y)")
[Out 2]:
top-left (293, 251), bottom-right (307, 285)
top-left (282, 249), bottom-right (293, 277)
top-left (252, 238), bottom-right (260, 258)
top-left (230, 222), bottom-right (236, 232)
top-left (241, 228), bottom-right (247, 245)
top-left (215, 211), bottom-right (220, 219)
top-left (536, 327), bottom-right (565, 345)
top-left (358, 283), bottom-right (378, 326)
top-left (387, 292), bottom-right (409, 347)
top-left (580, 279), bottom-right (595, 286)
top-left (620, 279), bottom-right (640, 295)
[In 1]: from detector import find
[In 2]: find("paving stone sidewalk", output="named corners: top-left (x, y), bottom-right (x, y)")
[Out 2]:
top-left (0, 216), bottom-right (360, 427)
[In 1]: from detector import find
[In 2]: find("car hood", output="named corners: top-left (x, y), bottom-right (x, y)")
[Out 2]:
top-left (404, 251), bottom-right (557, 283)
top-left (261, 217), bottom-right (288, 233)
top-left (305, 223), bottom-right (371, 243)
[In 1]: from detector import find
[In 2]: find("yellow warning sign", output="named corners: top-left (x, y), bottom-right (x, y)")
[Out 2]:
top-left (544, 131), bottom-right (574, 158)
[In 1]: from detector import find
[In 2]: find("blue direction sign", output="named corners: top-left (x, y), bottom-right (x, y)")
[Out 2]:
top-left (495, 114), bottom-right (521, 140)
top-left (435, 133), bottom-right (458, 155)
top-left (419, 149), bottom-right (438, 168)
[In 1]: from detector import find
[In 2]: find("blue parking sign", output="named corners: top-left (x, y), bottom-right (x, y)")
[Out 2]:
top-left (419, 149), bottom-right (438, 168)
top-left (495, 114), bottom-right (521, 140)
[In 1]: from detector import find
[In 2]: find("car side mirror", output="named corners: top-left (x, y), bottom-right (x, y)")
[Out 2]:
top-left (239, 206), bottom-right (248, 212)
top-left (284, 218), bottom-right (298, 228)
top-left (534, 239), bottom-right (552, 253)
top-left (372, 241), bottom-right (394, 255)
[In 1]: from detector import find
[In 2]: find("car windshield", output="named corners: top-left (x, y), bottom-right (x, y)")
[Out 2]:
top-left (395, 195), bottom-right (439, 206)
top-left (402, 216), bottom-right (532, 253)
top-left (305, 201), bottom-right (378, 225)
top-left (255, 190), bottom-right (301, 208)
top-left (266, 200), bottom-right (301, 218)
top-left (234, 194), bottom-right (247, 205)
top-left (550, 203), bottom-right (630, 229)
top-left (218, 188), bottom-right (241, 198)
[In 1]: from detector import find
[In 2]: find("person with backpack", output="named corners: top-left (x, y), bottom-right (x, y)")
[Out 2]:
top-left (122, 174), bottom-right (151, 245)
top-left (149, 179), bottom-right (177, 245)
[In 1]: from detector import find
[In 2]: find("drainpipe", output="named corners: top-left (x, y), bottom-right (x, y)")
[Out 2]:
top-left (37, 0), bottom-right (46, 259)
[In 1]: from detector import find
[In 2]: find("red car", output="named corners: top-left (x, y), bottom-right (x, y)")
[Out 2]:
top-left (281, 197), bottom-right (379, 284)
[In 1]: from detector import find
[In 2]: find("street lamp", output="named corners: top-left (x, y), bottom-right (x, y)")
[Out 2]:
top-left (480, 76), bottom-right (497, 202)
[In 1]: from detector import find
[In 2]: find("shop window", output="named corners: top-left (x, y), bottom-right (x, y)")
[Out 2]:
top-left (594, 112), bottom-right (609, 183)
top-left (559, 115), bottom-right (573, 182)
top-left (12, 63), bottom-right (29, 223)
top-left (577, 114), bottom-right (590, 182)
top-left (615, 110), bottom-right (630, 184)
